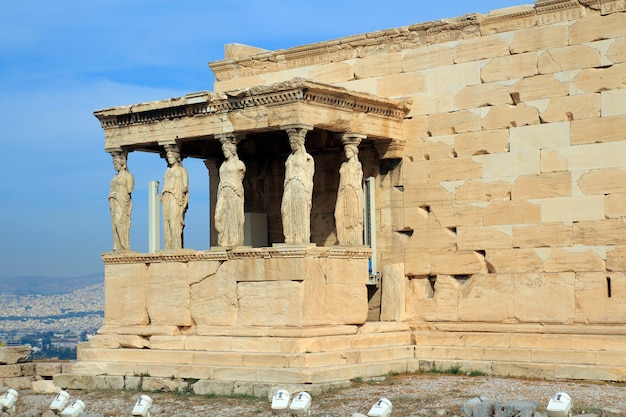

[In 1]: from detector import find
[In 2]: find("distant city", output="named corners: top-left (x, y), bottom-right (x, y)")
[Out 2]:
top-left (0, 276), bottom-right (103, 360)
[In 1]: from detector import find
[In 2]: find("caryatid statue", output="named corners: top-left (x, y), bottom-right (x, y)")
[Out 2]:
top-left (108, 150), bottom-right (134, 251)
top-left (281, 125), bottom-right (315, 244)
top-left (161, 143), bottom-right (189, 250)
top-left (215, 134), bottom-right (246, 247)
top-left (335, 134), bottom-right (365, 246)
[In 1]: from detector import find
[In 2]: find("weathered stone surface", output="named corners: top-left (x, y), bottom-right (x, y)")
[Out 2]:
top-left (481, 52), bottom-right (538, 83)
top-left (427, 110), bottom-right (481, 137)
top-left (35, 362), bottom-right (63, 377)
top-left (406, 275), bottom-right (460, 322)
top-left (513, 224), bottom-right (573, 248)
top-left (427, 157), bottom-right (482, 182)
top-left (457, 226), bottom-right (512, 250)
top-left (190, 261), bottom-right (238, 326)
top-left (0, 346), bottom-right (31, 365)
top-left (601, 89), bottom-right (626, 117)
top-left (427, 62), bottom-right (483, 93)
top-left (403, 116), bottom-right (428, 141)
top-left (571, 115), bottom-right (626, 145)
top-left (402, 44), bottom-right (454, 72)
top-left (544, 248), bottom-right (606, 273)
top-left (569, 12), bottom-right (626, 44)
top-left (539, 93), bottom-right (601, 123)
top-left (377, 72), bottom-right (426, 97)
top-left (510, 74), bottom-right (569, 103)
top-left (606, 37), bottom-right (626, 64)
top-left (458, 274), bottom-right (515, 322)
top-left (455, 179), bottom-right (511, 203)
top-left (405, 137), bottom-right (454, 162)
top-left (607, 246), bottom-right (626, 271)
top-left (575, 272), bottom-right (626, 324)
top-left (484, 201), bottom-right (541, 226)
top-left (324, 282), bottom-right (368, 326)
top-left (88, 334), bottom-right (149, 349)
top-left (542, 196), bottom-right (605, 223)
top-left (572, 63), bottom-right (626, 93)
top-left (514, 273), bottom-right (575, 323)
top-left (104, 263), bottom-right (148, 326)
top-left (578, 168), bottom-right (626, 195)
top-left (429, 203), bottom-right (483, 228)
top-left (605, 193), bottom-right (626, 218)
top-left (455, 82), bottom-right (513, 109)
top-left (486, 249), bottom-right (543, 273)
top-left (510, 122), bottom-right (570, 151)
top-left (574, 219), bottom-right (626, 246)
top-left (354, 52), bottom-right (402, 79)
top-left (430, 251), bottom-right (488, 275)
top-left (309, 62), bottom-right (354, 84)
top-left (538, 45), bottom-right (601, 73)
top-left (145, 262), bottom-right (192, 327)
top-left (454, 130), bottom-right (509, 157)
top-left (540, 149), bottom-right (569, 173)
top-left (482, 149), bottom-right (541, 179)
top-left (31, 379), bottom-right (60, 394)
top-left (380, 263), bottom-right (406, 322)
top-left (511, 25), bottom-right (568, 54)
top-left (455, 35), bottom-right (510, 64)
top-left (511, 172), bottom-right (572, 200)
top-left (482, 103), bottom-right (539, 130)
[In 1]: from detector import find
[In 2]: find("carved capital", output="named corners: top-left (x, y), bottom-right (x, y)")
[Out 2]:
top-left (215, 132), bottom-right (245, 146)
top-left (341, 133), bottom-right (366, 148)
top-left (281, 123), bottom-right (313, 141)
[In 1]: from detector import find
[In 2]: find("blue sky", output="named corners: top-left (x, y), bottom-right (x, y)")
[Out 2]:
top-left (0, 0), bottom-right (526, 279)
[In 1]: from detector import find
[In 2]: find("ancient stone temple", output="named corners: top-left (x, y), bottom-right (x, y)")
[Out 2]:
top-left (58, 0), bottom-right (626, 393)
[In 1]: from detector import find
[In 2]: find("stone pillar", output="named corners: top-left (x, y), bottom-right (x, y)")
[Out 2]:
top-left (214, 133), bottom-right (246, 248)
top-left (107, 147), bottom-right (134, 252)
top-left (280, 124), bottom-right (314, 245)
top-left (160, 141), bottom-right (188, 250)
top-left (204, 158), bottom-right (219, 247)
top-left (380, 263), bottom-right (407, 321)
top-left (336, 133), bottom-right (366, 246)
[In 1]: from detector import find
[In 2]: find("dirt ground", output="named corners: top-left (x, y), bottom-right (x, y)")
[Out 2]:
top-left (12, 373), bottom-right (626, 417)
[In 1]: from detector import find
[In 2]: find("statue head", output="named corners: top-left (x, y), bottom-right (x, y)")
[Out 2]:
top-left (111, 151), bottom-right (127, 171)
top-left (164, 144), bottom-right (181, 166)
top-left (222, 142), bottom-right (238, 159)
top-left (344, 144), bottom-right (359, 159)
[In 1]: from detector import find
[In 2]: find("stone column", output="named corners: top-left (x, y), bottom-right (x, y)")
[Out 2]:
top-left (107, 147), bottom-right (134, 252)
top-left (204, 158), bottom-right (219, 247)
top-left (214, 133), bottom-right (246, 248)
top-left (335, 133), bottom-right (366, 246)
top-left (160, 141), bottom-right (188, 250)
top-left (280, 124), bottom-right (314, 245)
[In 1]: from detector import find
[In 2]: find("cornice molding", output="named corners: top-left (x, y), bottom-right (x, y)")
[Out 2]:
top-left (102, 246), bottom-right (372, 265)
top-left (94, 78), bottom-right (410, 131)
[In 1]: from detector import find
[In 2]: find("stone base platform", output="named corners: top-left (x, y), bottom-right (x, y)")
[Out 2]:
top-left (410, 322), bottom-right (626, 382)
top-left (53, 321), bottom-right (626, 394)
top-left (54, 322), bottom-right (415, 394)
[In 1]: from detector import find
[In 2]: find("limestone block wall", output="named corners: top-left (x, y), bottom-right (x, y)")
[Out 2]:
top-left (209, 1), bottom-right (626, 327)
top-left (103, 248), bottom-right (370, 331)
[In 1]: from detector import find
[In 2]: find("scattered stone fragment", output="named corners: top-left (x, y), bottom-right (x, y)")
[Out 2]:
top-left (0, 347), bottom-right (31, 365)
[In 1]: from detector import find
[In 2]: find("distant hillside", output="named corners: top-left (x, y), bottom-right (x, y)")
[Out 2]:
top-left (0, 273), bottom-right (103, 296)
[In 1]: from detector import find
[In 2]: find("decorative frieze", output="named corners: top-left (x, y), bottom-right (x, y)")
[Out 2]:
top-left (102, 246), bottom-right (372, 265)
top-left (600, 0), bottom-right (626, 14)
top-left (535, 0), bottom-right (586, 24)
